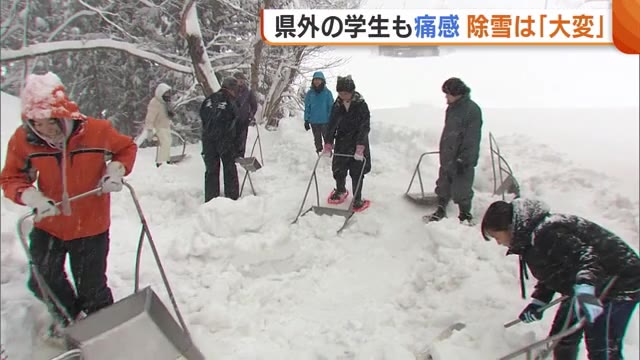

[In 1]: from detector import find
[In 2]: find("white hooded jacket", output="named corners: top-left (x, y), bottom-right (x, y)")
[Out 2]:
top-left (144, 83), bottom-right (172, 130)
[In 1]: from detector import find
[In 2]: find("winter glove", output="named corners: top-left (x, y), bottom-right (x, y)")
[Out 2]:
top-left (572, 284), bottom-right (604, 323)
top-left (455, 158), bottom-right (465, 175)
top-left (99, 161), bottom-right (125, 193)
top-left (518, 298), bottom-right (547, 323)
top-left (322, 143), bottom-right (333, 158)
top-left (249, 117), bottom-right (256, 127)
top-left (304, 121), bottom-right (311, 131)
top-left (354, 145), bottom-right (365, 161)
top-left (20, 188), bottom-right (60, 222)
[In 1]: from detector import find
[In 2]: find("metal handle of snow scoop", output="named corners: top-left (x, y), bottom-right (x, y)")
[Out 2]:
top-left (500, 276), bottom-right (618, 360)
top-left (405, 151), bottom-right (439, 198)
top-left (292, 152), bottom-right (367, 225)
top-left (16, 182), bottom-right (192, 340)
top-left (503, 296), bottom-right (570, 328)
top-left (17, 187), bottom-right (105, 324)
top-left (123, 181), bottom-right (191, 339)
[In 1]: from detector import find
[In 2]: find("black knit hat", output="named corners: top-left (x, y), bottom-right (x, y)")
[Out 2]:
top-left (442, 77), bottom-right (470, 96)
top-left (336, 75), bottom-right (355, 93)
top-left (221, 77), bottom-right (239, 92)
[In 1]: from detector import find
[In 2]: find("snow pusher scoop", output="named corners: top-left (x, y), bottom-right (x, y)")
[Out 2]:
top-left (238, 123), bottom-right (265, 197)
top-left (404, 151), bottom-right (441, 206)
top-left (292, 153), bottom-right (367, 234)
top-left (16, 181), bottom-right (205, 360)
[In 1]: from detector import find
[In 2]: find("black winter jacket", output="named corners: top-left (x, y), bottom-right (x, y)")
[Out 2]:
top-left (507, 198), bottom-right (640, 303)
top-left (200, 89), bottom-right (239, 148)
top-left (438, 95), bottom-right (482, 171)
top-left (324, 92), bottom-right (372, 173)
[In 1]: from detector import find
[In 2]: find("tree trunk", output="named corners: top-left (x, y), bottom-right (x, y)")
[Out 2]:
top-left (180, 0), bottom-right (220, 97)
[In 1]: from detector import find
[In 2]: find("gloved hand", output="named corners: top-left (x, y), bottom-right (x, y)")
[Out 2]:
top-left (99, 161), bottom-right (125, 193)
top-left (573, 284), bottom-right (603, 323)
top-left (518, 298), bottom-right (547, 323)
top-left (20, 188), bottom-right (60, 222)
top-left (354, 145), bottom-right (365, 161)
top-left (249, 117), bottom-right (256, 127)
top-left (304, 121), bottom-right (311, 131)
top-left (322, 143), bottom-right (333, 158)
top-left (455, 158), bottom-right (465, 175)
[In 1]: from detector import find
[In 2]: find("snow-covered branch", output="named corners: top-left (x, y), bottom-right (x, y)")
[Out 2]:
top-left (46, 10), bottom-right (96, 42)
top-left (0, 39), bottom-right (193, 73)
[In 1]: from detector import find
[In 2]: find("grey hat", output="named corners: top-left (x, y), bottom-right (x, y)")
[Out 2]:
top-left (233, 72), bottom-right (247, 81)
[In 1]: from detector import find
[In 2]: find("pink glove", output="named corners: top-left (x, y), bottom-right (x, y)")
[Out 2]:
top-left (322, 143), bottom-right (333, 157)
top-left (354, 145), bottom-right (365, 161)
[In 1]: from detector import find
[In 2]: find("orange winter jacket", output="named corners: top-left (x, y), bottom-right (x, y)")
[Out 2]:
top-left (0, 118), bottom-right (137, 240)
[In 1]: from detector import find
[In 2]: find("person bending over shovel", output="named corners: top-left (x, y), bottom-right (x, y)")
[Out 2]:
top-left (481, 198), bottom-right (640, 360)
top-left (0, 72), bottom-right (137, 345)
top-left (321, 75), bottom-right (371, 212)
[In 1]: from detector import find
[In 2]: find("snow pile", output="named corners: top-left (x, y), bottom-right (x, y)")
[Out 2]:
top-left (1, 51), bottom-right (638, 360)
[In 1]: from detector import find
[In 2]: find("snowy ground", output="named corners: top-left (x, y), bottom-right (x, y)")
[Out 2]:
top-left (1, 51), bottom-right (639, 359)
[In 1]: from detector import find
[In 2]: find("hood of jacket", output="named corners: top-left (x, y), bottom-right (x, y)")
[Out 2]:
top-left (508, 198), bottom-right (551, 255)
top-left (154, 83), bottom-right (172, 102)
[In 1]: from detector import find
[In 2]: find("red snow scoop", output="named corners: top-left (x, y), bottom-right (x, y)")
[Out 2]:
top-left (16, 181), bottom-right (205, 360)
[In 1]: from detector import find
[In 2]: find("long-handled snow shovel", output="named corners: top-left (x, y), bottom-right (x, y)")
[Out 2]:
top-left (16, 181), bottom-right (206, 360)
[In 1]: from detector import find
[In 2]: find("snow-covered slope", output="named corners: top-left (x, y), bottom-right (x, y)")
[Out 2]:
top-left (1, 85), bottom-right (638, 359)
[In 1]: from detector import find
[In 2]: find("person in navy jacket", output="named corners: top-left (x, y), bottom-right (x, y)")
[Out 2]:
top-left (303, 71), bottom-right (334, 153)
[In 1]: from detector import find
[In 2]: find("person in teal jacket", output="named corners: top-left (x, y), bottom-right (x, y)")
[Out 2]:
top-left (304, 71), bottom-right (334, 153)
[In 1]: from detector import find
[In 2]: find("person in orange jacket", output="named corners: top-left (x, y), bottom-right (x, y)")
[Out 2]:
top-left (0, 72), bottom-right (137, 342)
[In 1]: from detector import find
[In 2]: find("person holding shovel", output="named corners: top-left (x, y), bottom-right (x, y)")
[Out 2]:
top-left (0, 72), bottom-right (137, 344)
top-left (481, 198), bottom-right (640, 360)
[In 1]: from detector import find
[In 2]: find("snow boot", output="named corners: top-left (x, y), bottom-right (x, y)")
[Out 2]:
top-left (352, 199), bottom-right (370, 212)
top-left (423, 203), bottom-right (447, 223)
top-left (458, 202), bottom-right (475, 226)
top-left (40, 321), bottom-right (68, 349)
top-left (328, 189), bottom-right (349, 204)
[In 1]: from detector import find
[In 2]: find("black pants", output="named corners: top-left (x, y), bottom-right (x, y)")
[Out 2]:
top-left (333, 157), bottom-right (365, 201)
top-left (310, 123), bottom-right (327, 153)
top-left (28, 227), bottom-right (113, 324)
top-left (550, 298), bottom-right (638, 360)
top-left (203, 140), bottom-right (239, 202)
top-left (434, 165), bottom-right (475, 211)
top-left (237, 123), bottom-right (249, 158)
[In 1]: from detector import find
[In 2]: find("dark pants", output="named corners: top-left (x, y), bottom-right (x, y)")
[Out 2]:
top-left (310, 123), bottom-right (327, 153)
top-left (237, 123), bottom-right (249, 158)
top-left (434, 165), bottom-right (475, 211)
top-left (203, 140), bottom-right (239, 202)
top-left (550, 299), bottom-right (639, 360)
top-left (28, 227), bottom-right (113, 324)
top-left (333, 156), bottom-right (366, 201)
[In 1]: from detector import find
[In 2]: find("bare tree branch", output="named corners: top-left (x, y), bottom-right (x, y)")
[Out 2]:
top-left (0, 0), bottom-right (21, 39)
top-left (0, 39), bottom-right (193, 73)
top-left (46, 10), bottom-right (96, 42)
top-left (77, 0), bottom-right (137, 41)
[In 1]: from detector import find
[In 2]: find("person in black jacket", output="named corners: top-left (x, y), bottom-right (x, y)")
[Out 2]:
top-left (321, 75), bottom-right (371, 212)
top-left (200, 77), bottom-right (241, 202)
top-left (425, 77), bottom-right (482, 224)
top-left (481, 198), bottom-right (640, 360)
top-left (233, 72), bottom-right (258, 158)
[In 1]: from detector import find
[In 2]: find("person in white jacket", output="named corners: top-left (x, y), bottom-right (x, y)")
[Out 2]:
top-left (140, 83), bottom-right (174, 167)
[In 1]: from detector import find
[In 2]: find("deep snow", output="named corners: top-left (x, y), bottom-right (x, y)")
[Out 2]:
top-left (1, 49), bottom-right (639, 359)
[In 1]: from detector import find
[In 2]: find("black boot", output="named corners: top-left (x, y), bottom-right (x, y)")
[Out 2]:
top-left (423, 199), bottom-right (448, 222)
top-left (458, 202), bottom-right (474, 225)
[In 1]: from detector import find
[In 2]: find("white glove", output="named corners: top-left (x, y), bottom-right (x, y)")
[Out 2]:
top-left (99, 161), bottom-right (125, 193)
top-left (20, 188), bottom-right (60, 221)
